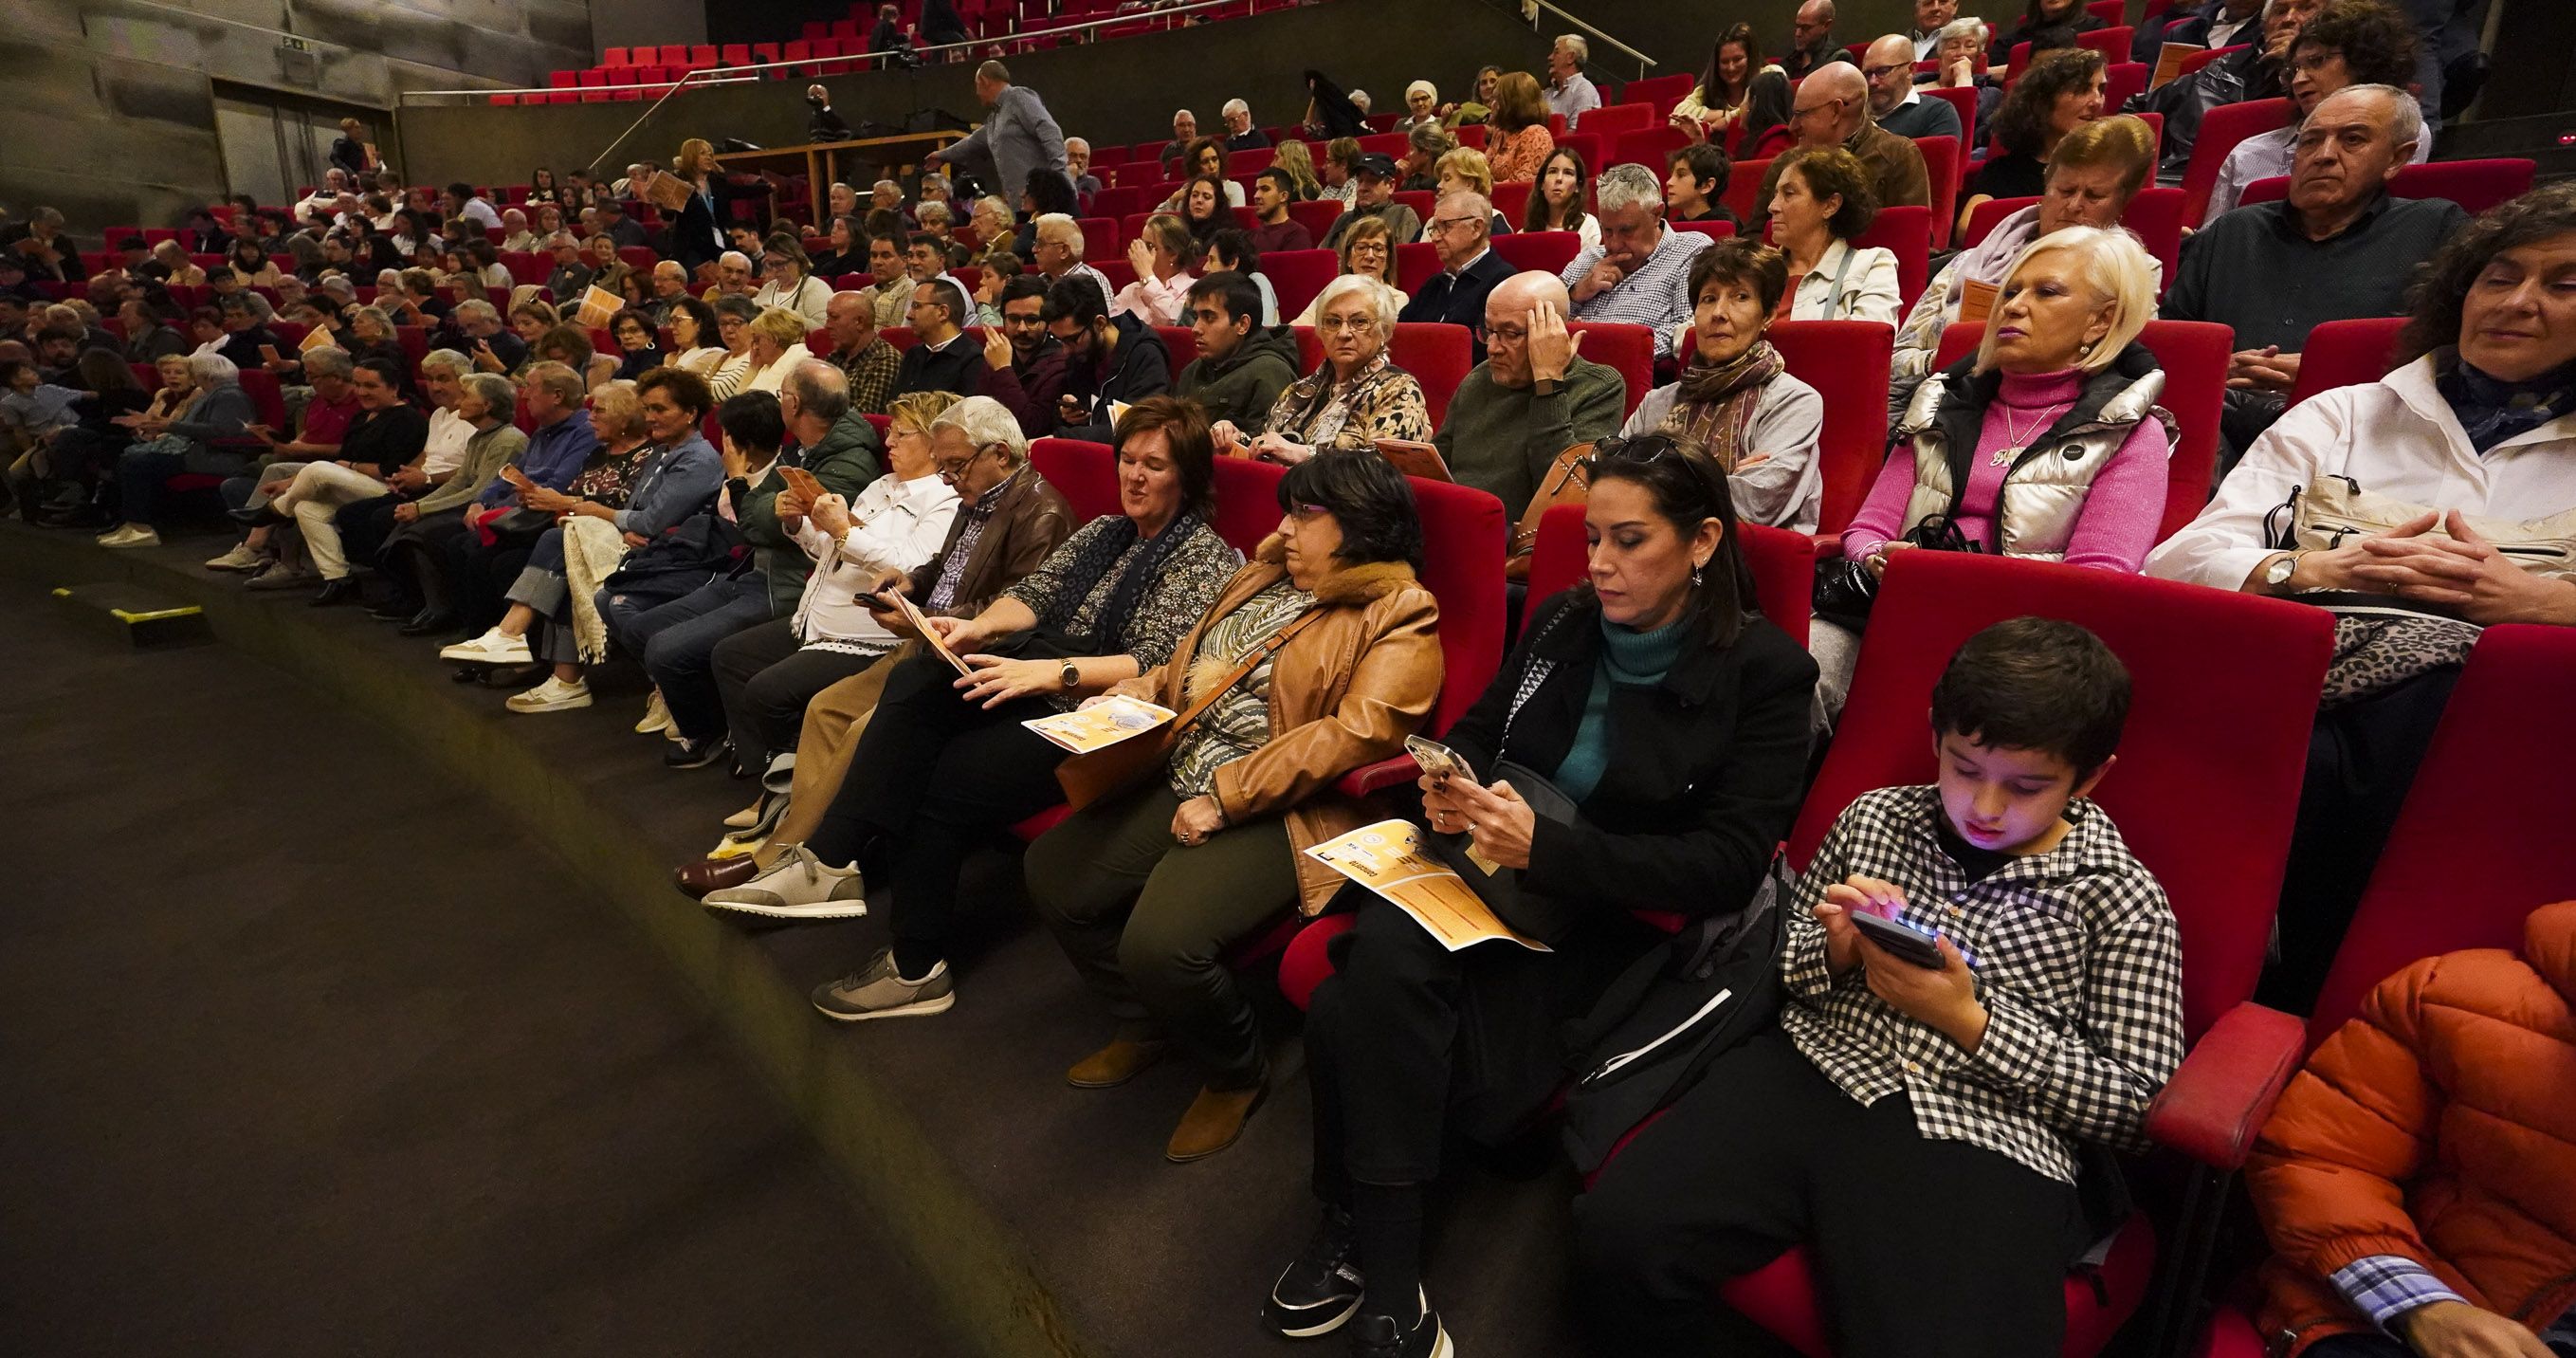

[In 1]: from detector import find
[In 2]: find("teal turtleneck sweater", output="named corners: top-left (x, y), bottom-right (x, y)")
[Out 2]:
top-left (1552, 612), bottom-right (1689, 803)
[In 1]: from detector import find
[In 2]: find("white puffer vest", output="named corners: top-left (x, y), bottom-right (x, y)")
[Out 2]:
top-left (1892, 359), bottom-right (2169, 560)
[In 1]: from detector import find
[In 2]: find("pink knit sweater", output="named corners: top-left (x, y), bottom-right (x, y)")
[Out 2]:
top-left (1840, 368), bottom-right (2167, 571)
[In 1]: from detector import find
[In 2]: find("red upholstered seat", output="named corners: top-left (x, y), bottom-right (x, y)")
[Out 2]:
top-left (237, 369), bottom-right (286, 428)
top-left (1580, 101), bottom-right (1653, 138)
top-left (1611, 126), bottom-right (1690, 174)
top-left (1490, 229), bottom-right (1580, 278)
top-left (1933, 319), bottom-right (2229, 542)
top-left (1288, 199), bottom-right (1344, 244)
top-left (1565, 321), bottom-right (1653, 419)
top-left (2284, 317), bottom-right (2406, 408)
top-left (1208, 450), bottom-right (1288, 555)
top-left (1849, 204), bottom-right (1932, 309)
top-left (1393, 241), bottom-right (1440, 295)
top-left (1529, 507), bottom-right (1814, 647)
top-left (1915, 137), bottom-right (1960, 249)
top-left (1622, 73), bottom-right (1697, 117)
top-left (1490, 181), bottom-right (1533, 225)
top-left (2179, 98), bottom-right (2293, 225)
top-left (2235, 156), bottom-right (2537, 217)
top-left (1262, 248), bottom-right (1338, 320)
top-left (1028, 436), bottom-right (1119, 520)
top-left (1767, 320), bottom-right (1893, 535)
top-left (1154, 326), bottom-right (1194, 384)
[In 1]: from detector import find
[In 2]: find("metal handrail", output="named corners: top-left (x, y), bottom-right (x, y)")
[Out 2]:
top-left (1526, 0), bottom-right (1657, 81)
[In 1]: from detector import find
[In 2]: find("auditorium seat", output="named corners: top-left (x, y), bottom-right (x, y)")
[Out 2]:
top-left (1621, 72), bottom-right (1697, 117)
top-left (1490, 229), bottom-right (1580, 278)
top-left (2179, 98), bottom-right (2293, 224)
top-left (1261, 248), bottom-right (1338, 320)
top-left (1288, 199), bottom-right (1345, 244)
top-left (1564, 320), bottom-right (1654, 419)
top-left (1490, 181), bottom-right (1533, 224)
top-left (1916, 137), bottom-right (1960, 249)
top-left (2284, 316), bottom-right (2406, 407)
top-left (1209, 447), bottom-right (1289, 554)
top-left (1850, 204), bottom-right (1932, 309)
top-left (1028, 436), bottom-right (1119, 519)
top-left (1958, 186), bottom-right (2184, 294)
top-left (1720, 156), bottom-right (1773, 224)
top-left (1768, 320), bottom-right (1893, 535)
top-left (2234, 156), bottom-right (2536, 216)
top-left (1934, 318), bottom-right (2228, 542)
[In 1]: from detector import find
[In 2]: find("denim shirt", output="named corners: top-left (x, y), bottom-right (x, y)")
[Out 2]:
top-left (474, 409), bottom-right (596, 510)
top-left (612, 431), bottom-right (722, 536)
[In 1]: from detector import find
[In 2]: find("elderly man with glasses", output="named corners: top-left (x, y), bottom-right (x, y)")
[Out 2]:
top-left (1398, 190), bottom-right (1516, 358)
top-left (1745, 60), bottom-right (1931, 238)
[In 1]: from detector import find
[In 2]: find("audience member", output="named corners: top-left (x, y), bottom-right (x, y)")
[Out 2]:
top-left (541, 232), bottom-right (594, 301)
top-left (853, 230), bottom-right (912, 329)
top-left (1028, 214), bottom-right (1118, 320)
top-left (892, 280), bottom-right (978, 397)
top-left (1544, 37), bottom-right (1603, 129)
top-left (930, 63), bottom-right (1070, 216)
top-left (1434, 271), bottom-right (1626, 520)
top-left (1176, 272), bottom-right (1299, 434)
top-left (1318, 138), bottom-right (1363, 207)
top-left (1624, 241), bottom-right (1827, 530)
top-left (2001, 0), bottom-right (2108, 55)
top-left (1113, 215), bottom-right (1200, 326)
top-left (975, 274), bottom-right (1066, 436)
top-left (1771, 146), bottom-right (1904, 324)
top-left (662, 295), bottom-right (727, 384)
top-left (2128, 0), bottom-right (2316, 186)
top-left (1395, 81), bottom-right (1442, 135)
top-left (1963, 48), bottom-right (2109, 230)
top-left (1672, 22), bottom-right (1767, 144)
top-left (1321, 155), bottom-right (1421, 254)
top-left (1246, 276), bottom-right (1430, 464)
top-left (1664, 144), bottom-right (1741, 229)
top-left (1064, 138), bottom-right (1102, 203)
top-left (740, 307), bottom-right (814, 396)
top-left (1219, 99), bottom-right (1270, 152)
top-left (1746, 62), bottom-right (1933, 237)
top-left (374, 362), bottom-right (587, 629)
top-left (1247, 171), bottom-right (1315, 256)
top-left (1524, 146), bottom-right (1601, 250)
top-left (1270, 140), bottom-right (1325, 202)
top-left (2201, 0), bottom-right (2427, 225)
top-left (1159, 109), bottom-right (1199, 171)
top-left (258, 358), bottom-right (430, 605)
top-left (1783, 0), bottom-right (1843, 76)
top-left (1815, 226), bottom-right (2168, 717)
top-left (1562, 163), bottom-right (1712, 359)
top-left (2133, 0), bottom-right (2263, 61)
top-left (1577, 617), bottom-right (2177, 1358)
top-left (1398, 123), bottom-right (1454, 193)
top-left (1863, 33), bottom-right (1965, 141)
top-left (1051, 274), bottom-right (1171, 441)
top-left (95, 351), bottom-right (256, 549)
top-left (706, 294), bottom-right (763, 400)
top-left (1485, 73), bottom-right (1558, 186)
top-left (1400, 191), bottom-right (1512, 344)
top-left (753, 236), bottom-right (833, 325)
top-left (1909, 0), bottom-right (1962, 57)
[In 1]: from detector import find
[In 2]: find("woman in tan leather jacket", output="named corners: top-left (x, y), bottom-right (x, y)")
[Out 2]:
top-left (1026, 450), bottom-right (1445, 1165)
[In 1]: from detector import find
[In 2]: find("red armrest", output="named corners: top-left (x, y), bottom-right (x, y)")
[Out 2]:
top-left (1812, 533), bottom-right (1844, 560)
top-left (1334, 755), bottom-right (1420, 799)
top-left (2144, 1001), bottom-right (2307, 1170)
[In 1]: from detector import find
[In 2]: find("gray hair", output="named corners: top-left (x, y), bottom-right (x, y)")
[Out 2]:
top-left (2315, 83), bottom-right (2424, 154)
top-left (460, 371), bottom-right (517, 423)
top-left (453, 298), bottom-right (499, 323)
top-left (417, 348), bottom-right (469, 380)
top-left (916, 200), bottom-right (952, 228)
top-left (1935, 16), bottom-right (1987, 46)
top-left (190, 352), bottom-right (240, 387)
top-left (518, 359), bottom-right (583, 407)
top-left (1033, 211), bottom-right (1084, 253)
top-left (930, 395), bottom-right (1031, 466)
top-left (784, 358), bottom-right (851, 422)
top-left (713, 293), bottom-right (762, 322)
top-left (545, 232), bottom-right (579, 249)
top-left (1593, 162), bottom-right (1666, 215)
top-left (301, 346), bottom-right (355, 379)
top-left (1408, 122), bottom-right (1455, 156)
top-left (1310, 274), bottom-right (1401, 341)
top-left (1554, 33), bottom-right (1589, 61)
top-left (1222, 98), bottom-right (1250, 117)
top-left (718, 249), bottom-right (752, 271)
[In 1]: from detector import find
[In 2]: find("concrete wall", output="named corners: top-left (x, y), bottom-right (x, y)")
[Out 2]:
top-left (1, 0), bottom-right (596, 236)
top-left (592, 0), bottom-right (707, 55)
top-left (394, 0), bottom-right (1554, 188)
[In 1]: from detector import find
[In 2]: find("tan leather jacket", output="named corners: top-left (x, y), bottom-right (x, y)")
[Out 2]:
top-left (1110, 537), bottom-right (1444, 915)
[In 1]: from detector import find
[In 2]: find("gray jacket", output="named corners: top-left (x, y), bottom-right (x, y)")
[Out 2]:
top-left (937, 84), bottom-right (1067, 203)
top-left (1622, 372), bottom-right (1827, 534)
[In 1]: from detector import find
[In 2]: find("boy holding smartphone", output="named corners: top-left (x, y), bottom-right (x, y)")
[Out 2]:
top-left (1575, 617), bottom-right (2185, 1358)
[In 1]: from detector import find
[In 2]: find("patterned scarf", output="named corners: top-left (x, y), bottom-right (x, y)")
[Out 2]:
top-left (2437, 351), bottom-right (2576, 454)
top-left (1042, 511), bottom-right (1207, 652)
top-left (1663, 340), bottom-right (1786, 471)
top-left (1278, 352), bottom-right (1396, 450)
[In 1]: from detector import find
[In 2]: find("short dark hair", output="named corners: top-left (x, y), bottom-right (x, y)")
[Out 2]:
top-left (1992, 47), bottom-right (2108, 157)
top-left (1277, 449), bottom-right (1423, 568)
top-left (0, 359), bottom-right (29, 386)
top-left (667, 294), bottom-right (719, 341)
top-left (998, 273), bottom-right (1051, 308)
top-left (906, 232), bottom-right (942, 254)
top-left (1668, 142), bottom-right (1732, 194)
top-left (1186, 269), bottom-right (1264, 325)
top-left (637, 365), bottom-right (714, 416)
top-left (921, 277), bottom-right (968, 322)
top-left (445, 181), bottom-right (476, 200)
top-left (716, 390), bottom-right (786, 453)
top-left (1043, 273), bottom-right (1108, 328)
top-left (868, 229), bottom-right (906, 253)
top-left (1579, 431), bottom-right (1757, 647)
top-left (2293, 0), bottom-right (2421, 91)
top-left (1112, 395), bottom-right (1217, 519)
top-left (118, 235), bottom-right (150, 252)
top-left (353, 356), bottom-right (406, 388)
top-left (1206, 227), bottom-right (1259, 274)
top-left (1257, 167), bottom-right (1296, 199)
top-left (1929, 617), bottom-right (2131, 776)
top-left (1687, 238), bottom-right (1792, 316)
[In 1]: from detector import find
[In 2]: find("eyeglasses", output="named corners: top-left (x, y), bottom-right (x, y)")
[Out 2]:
top-left (1471, 321), bottom-right (1528, 345)
top-left (1789, 96), bottom-right (1846, 121)
top-left (1862, 63), bottom-right (1912, 80)
top-left (1316, 314), bottom-right (1377, 336)
top-left (1429, 215), bottom-right (1481, 232)
top-left (933, 444), bottom-right (999, 482)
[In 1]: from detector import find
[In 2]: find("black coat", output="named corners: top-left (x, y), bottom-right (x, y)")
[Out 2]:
top-left (1057, 312), bottom-right (1171, 442)
top-left (1442, 591), bottom-right (1818, 926)
top-left (2127, 43), bottom-right (2280, 185)
top-left (1399, 248), bottom-right (1515, 358)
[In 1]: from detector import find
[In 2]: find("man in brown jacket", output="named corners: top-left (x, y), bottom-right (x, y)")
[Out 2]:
top-left (1745, 62), bottom-right (1932, 239)
top-left (673, 397), bottom-right (1075, 895)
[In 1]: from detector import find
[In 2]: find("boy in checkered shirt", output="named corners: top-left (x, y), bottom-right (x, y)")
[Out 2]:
top-left (1576, 617), bottom-right (2186, 1358)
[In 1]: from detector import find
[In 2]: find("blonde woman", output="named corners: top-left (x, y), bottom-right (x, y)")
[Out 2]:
top-left (1271, 139), bottom-right (1324, 201)
top-left (742, 306), bottom-right (814, 395)
top-left (1425, 148), bottom-right (1510, 239)
top-left (667, 136), bottom-right (725, 273)
top-left (1291, 215), bottom-right (1408, 325)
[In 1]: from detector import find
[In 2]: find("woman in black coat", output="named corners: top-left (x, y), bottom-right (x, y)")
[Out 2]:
top-left (665, 138), bottom-right (727, 277)
top-left (1261, 431), bottom-right (1819, 1355)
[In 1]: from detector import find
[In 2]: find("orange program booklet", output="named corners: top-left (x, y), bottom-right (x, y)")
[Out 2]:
top-left (1305, 819), bottom-right (1550, 952)
top-left (1956, 276), bottom-right (1999, 326)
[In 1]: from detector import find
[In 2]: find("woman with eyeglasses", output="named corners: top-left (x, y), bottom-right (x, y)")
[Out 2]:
top-left (751, 233), bottom-right (832, 326)
top-left (1262, 431), bottom-right (1818, 1355)
top-left (705, 293), bottom-right (763, 399)
top-left (1024, 450), bottom-right (1442, 1162)
top-left (1625, 240), bottom-right (1826, 530)
top-left (608, 307), bottom-right (666, 381)
top-left (703, 397), bottom-right (1240, 1025)
top-left (1257, 275), bottom-right (1432, 465)
top-left (663, 294), bottom-right (727, 382)
top-left (1291, 215), bottom-right (1410, 326)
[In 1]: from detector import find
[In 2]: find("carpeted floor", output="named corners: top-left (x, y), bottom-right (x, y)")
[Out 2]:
top-left (0, 583), bottom-right (958, 1358)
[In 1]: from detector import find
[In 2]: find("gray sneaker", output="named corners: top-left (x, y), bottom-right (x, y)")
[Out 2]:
top-left (812, 949), bottom-right (954, 1022)
top-left (701, 843), bottom-right (868, 920)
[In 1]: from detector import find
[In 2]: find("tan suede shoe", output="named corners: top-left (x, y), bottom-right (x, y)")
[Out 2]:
top-left (1066, 1038), bottom-right (1171, 1089)
top-left (1165, 1080), bottom-right (1267, 1164)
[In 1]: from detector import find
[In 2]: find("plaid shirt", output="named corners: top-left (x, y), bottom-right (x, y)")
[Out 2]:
top-left (924, 465), bottom-right (1023, 613)
top-left (1780, 785), bottom-right (2186, 1184)
top-left (2330, 1256), bottom-right (2467, 1332)
top-left (1558, 225), bottom-right (1711, 358)
top-left (833, 337), bottom-right (902, 416)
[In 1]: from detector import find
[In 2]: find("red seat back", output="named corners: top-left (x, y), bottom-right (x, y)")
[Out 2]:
top-left (1565, 320), bottom-right (1654, 419)
top-left (1287, 199), bottom-right (1344, 243)
top-left (2238, 156), bottom-right (2538, 218)
top-left (1530, 507), bottom-right (1815, 645)
top-left (1392, 321), bottom-right (1471, 428)
top-left (1580, 101), bottom-right (1653, 138)
top-left (1408, 478), bottom-right (1508, 730)
top-left (1028, 437), bottom-right (1120, 520)
top-left (1934, 319), bottom-right (2228, 542)
top-left (1622, 73), bottom-right (1698, 116)
top-left (1490, 229), bottom-right (1580, 278)
top-left (1260, 248), bottom-right (1339, 321)
top-left (1724, 156), bottom-right (1776, 222)
top-left (1209, 450), bottom-right (1288, 556)
top-left (237, 368), bottom-right (287, 428)
top-left (1850, 204), bottom-right (1933, 310)
top-left (2285, 317), bottom-right (2407, 408)
top-left (2306, 624), bottom-right (2576, 1042)
top-left (1769, 320), bottom-right (1893, 534)
top-left (2104, 60), bottom-right (2149, 114)
top-left (1611, 126), bottom-right (1690, 174)
top-left (1914, 138), bottom-right (1962, 250)
top-left (2179, 97), bottom-right (2293, 224)
top-left (1490, 181), bottom-right (1533, 224)
top-left (1393, 241), bottom-right (1440, 295)
top-left (1793, 553), bottom-right (2334, 1038)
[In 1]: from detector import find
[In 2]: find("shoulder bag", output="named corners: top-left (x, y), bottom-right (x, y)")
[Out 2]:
top-left (1507, 441), bottom-right (1595, 580)
top-left (1422, 603), bottom-right (1590, 944)
top-left (1053, 608), bottom-right (1324, 810)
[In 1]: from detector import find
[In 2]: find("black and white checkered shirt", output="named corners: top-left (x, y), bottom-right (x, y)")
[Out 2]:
top-left (1779, 785), bottom-right (2186, 1184)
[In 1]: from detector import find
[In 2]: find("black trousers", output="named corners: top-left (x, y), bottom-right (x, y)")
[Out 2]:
top-left (811, 651), bottom-right (1069, 975)
top-left (1573, 1031), bottom-right (2083, 1358)
top-left (376, 508), bottom-right (468, 610)
top-left (711, 619), bottom-right (886, 774)
top-left (334, 495), bottom-right (406, 576)
top-left (453, 534), bottom-right (536, 632)
top-left (2264, 665), bottom-right (2463, 1013)
top-left (1306, 893), bottom-right (1648, 1201)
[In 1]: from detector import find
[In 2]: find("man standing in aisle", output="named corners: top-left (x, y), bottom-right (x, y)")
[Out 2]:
top-left (931, 61), bottom-right (1069, 221)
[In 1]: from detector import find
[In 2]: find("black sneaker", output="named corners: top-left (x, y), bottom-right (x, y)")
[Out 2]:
top-left (664, 735), bottom-right (728, 770)
top-left (1262, 1205), bottom-right (1363, 1339)
top-left (1347, 1293), bottom-right (1450, 1358)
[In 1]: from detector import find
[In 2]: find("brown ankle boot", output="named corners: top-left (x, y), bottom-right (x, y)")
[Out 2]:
top-left (672, 855), bottom-right (760, 899)
top-left (1066, 1038), bottom-right (1170, 1089)
top-left (1165, 1079), bottom-right (1267, 1163)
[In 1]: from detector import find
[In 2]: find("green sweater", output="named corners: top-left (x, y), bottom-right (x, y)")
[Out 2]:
top-left (745, 410), bottom-right (884, 615)
top-left (1432, 355), bottom-right (1627, 520)
top-left (1555, 613), bottom-right (1687, 802)
top-left (1176, 326), bottom-right (1300, 433)
top-left (415, 423), bottom-right (528, 516)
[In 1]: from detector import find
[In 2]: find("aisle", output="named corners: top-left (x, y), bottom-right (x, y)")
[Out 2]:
top-left (0, 584), bottom-right (957, 1358)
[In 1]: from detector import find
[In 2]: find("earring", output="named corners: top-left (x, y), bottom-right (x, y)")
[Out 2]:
top-left (1691, 563), bottom-right (1705, 587)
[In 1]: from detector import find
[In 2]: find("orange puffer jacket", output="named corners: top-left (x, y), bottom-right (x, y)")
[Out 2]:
top-left (2244, 899), bottom-right (2576, 1356)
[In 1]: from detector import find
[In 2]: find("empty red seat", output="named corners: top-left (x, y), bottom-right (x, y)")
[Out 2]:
top-left (1288, 199), bottom-right (1344, 244)
top-left (2179, 97), bottom-right (2293, 224)
top-left (1565, 321), bottom-right (1654, 419)
top-left (1489, 229), bottom-right (1580, 278)
top-left (1621, 73), bottom-right (1697, 115)
top-left (720, 43), bottom-right (751, 65)
top-left (656, 44), bottom-right (687, 64)
top-left (1578, 101), bottom-right (1653, 138)
top-left (602, 46), bottom-right (630, 65)
top-left (1260, 248), bottom-right (1338, 321)
top-left (1393, 241), bottom-right (1439, 295)
top-left (1769, 320), bottom-right (1894, 535)
top-left (1915, 136), bottom-right (1961, 249)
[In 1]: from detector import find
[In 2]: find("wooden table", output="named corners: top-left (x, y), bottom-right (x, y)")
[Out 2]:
top-left (715, 130), bottom-right (965, 223)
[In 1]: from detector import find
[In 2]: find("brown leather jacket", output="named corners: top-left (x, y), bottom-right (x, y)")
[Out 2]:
top-left (1109, 537), bottom-right (1444, 915)
top-left (904, 462), bottom-right (1077, 616)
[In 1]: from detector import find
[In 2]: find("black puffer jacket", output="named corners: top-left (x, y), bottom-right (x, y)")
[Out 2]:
top-left (2125, 43), bottom-right (2283, 186)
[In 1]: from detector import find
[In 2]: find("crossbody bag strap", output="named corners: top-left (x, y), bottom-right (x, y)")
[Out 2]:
top-left (1162, 607), bottom-right (1325, 739)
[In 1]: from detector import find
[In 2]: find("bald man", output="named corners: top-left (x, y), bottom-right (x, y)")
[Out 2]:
top-left (1745, 61), bottom-right (1930, 237)
top-left (1430, 270), bottom-right (1628, 520)
top-left (1862, 34), bottom-right (1963, 140)
top-left (1783, 0), bottom-right (1841, 77)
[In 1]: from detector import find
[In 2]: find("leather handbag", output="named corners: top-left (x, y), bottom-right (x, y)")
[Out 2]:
top-left (1507, 441), bottom-right (1596, 580)
top-left (1810, 514), bottom-right (1979, 630)
top-left (2267, 474), bottom-right (2576, 578)
top-left (1052, 609), bottom-right (1324, 811)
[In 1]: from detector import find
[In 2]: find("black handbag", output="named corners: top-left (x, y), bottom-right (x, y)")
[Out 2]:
top-left (1810, 514), bottom-right (1981, 629)
top-left (1421, 605), bottom-right (1590, 945)
top-left (1557, 856), bottom-right (1789, 1173)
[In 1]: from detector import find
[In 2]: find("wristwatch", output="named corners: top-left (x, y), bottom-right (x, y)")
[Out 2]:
top-left (2261, 551), bottom-right (2307, 592)
top-left (1531, 377), bottom-right (1564, 397)
top-left (1059, 659), bottom-right (1081, 691)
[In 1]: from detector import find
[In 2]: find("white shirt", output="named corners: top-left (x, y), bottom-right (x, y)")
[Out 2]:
top-left (747, 342), bottom-right (813, 395)
top-left (1621, 371), bottom-right (1829, 531)
top-left (421, 405), bottom-right (475, 476)
top-left (754, 272), bottom-right (832, 325)
top-left (1786, 239), bottom-right (1904, 325)
top-left (458, 197), bottom-right (502, 230)
top-left (2145, 355), bottom-right (2576, 592)
top-left (789, 472), bottom-right (964, 647)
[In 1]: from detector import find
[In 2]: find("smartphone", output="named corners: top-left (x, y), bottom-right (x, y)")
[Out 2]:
top-left (1403, 734), bottom-right (1474, 784)
top-left (1850, 910), bottom-right (1953, 970)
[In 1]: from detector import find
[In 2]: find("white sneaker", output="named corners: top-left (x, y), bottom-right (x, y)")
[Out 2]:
top-left (203, 542), bottom-right (265, 572)
top-left (635, 689), bottom-right (672, 735)
top-left (503, 676), bottom-right (593, 713)
top-left (702, 844), bottom-right (868, 920)
top-left (440, 627), bottom-right (534, 665)
top-left (98, 524), bottom-right (161, 549)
